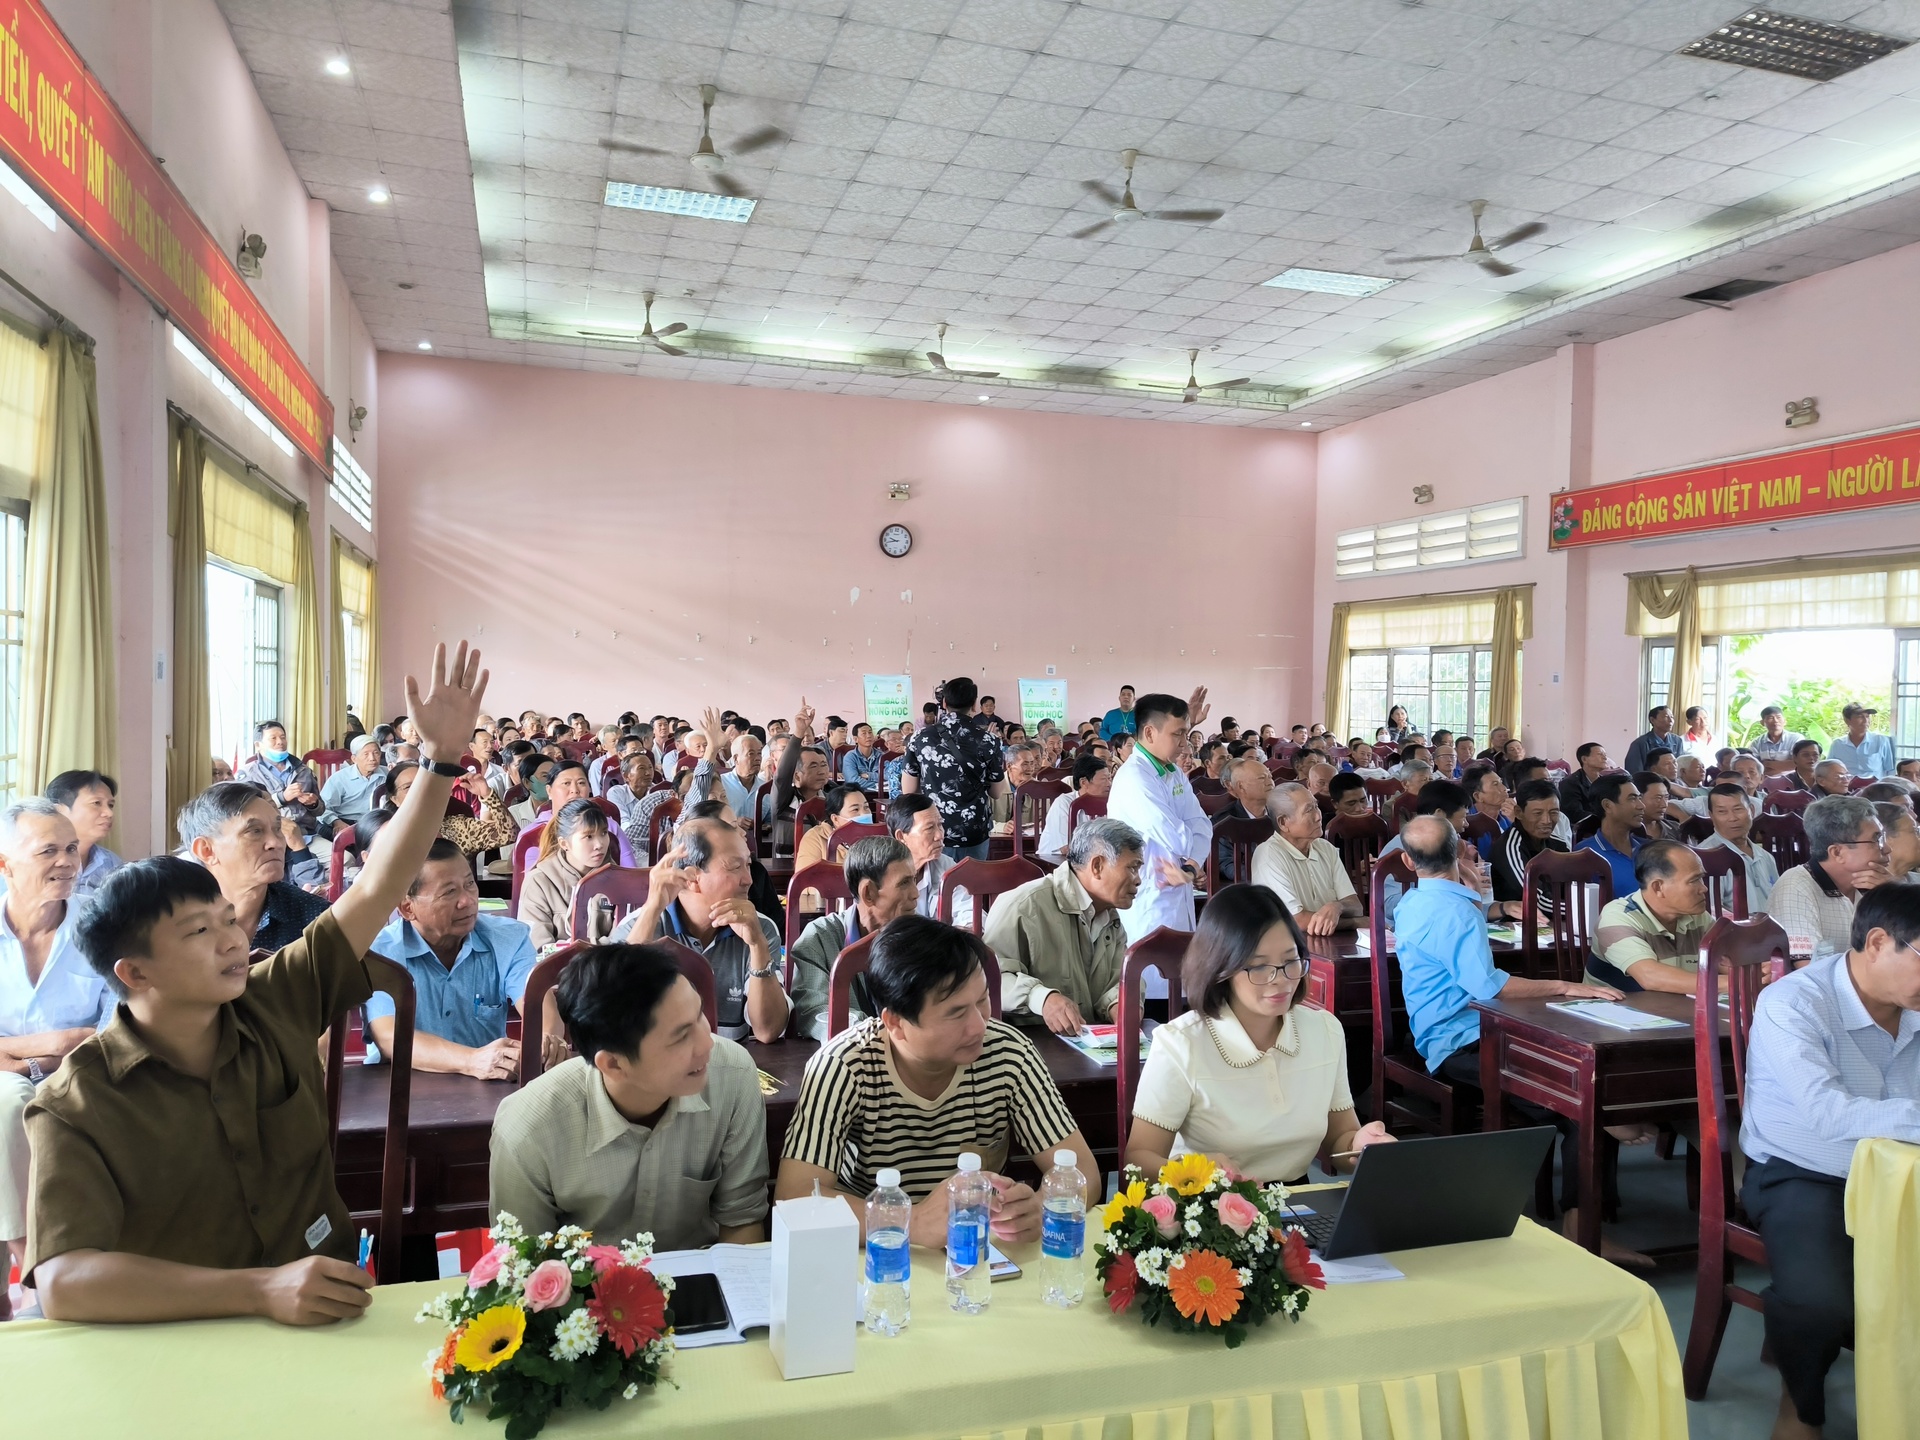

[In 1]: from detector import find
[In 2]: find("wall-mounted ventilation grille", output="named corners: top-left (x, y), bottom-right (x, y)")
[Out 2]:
top-left (1679, 9), bottom-right (1909, 82)
top-left (1335, 499), bottom-right (1524, 579)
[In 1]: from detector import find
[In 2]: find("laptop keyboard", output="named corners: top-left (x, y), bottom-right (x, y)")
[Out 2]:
top-left (1281, 1206), bottom-right (1340, 1252)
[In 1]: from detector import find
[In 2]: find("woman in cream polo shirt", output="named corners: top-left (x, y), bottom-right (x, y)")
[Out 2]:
top-left (1125, 885), bottom-right (1395, 1184)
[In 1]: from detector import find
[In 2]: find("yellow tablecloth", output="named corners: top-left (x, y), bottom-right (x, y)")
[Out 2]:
top-left (1845, 1137), bottom-right (1920, 1440)
top-left (2, 1219), bottom-right (1684, 1440)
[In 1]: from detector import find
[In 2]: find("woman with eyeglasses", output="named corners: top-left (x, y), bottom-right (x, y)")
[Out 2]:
top-left (1124, 884), bottom-right (1395, 1185)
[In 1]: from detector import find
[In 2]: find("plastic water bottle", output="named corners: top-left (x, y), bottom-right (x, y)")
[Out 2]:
top-left (862, 1168), bottom-right (912, 1336)
top-left (1038, 1149), bottom-right (1087, 1307)
top-left (945, 1152), bottom-right (992, 1314)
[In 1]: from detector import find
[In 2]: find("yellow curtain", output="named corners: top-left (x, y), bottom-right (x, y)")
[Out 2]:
top-left (289, 502), bottom-right (323, 754)
top-left (0, 315), bottom-right (50, 504)
top-left (202, 454), bottom-right (297, 583)
top-left (362, 556), bottom-right (381, 726)
top-left (20, 332), bottom-right (116, 797)
top-left (329, 533), bottom-right (349, 745)
top-left (1344, 593), bottom-right (1500, 649)
top-left (1628, 568), bottom-right (1701, 720)
top-left (166, 419), bottom-right (210, 825)
top-left (1632, 550), bottom-right (1920, 635)
top-left (1324, 603), bottom-right (1351, 739)
top-left (1488, 586), bottom-right (1532, 737)
top-left (331, 537), bottom-right (376, 730)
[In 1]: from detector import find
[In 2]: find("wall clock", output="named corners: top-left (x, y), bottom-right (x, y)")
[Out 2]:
top-left (879, 523), bottom-right (913, 558)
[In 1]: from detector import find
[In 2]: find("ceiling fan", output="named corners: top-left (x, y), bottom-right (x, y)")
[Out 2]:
top-left (600, 84), bottom-right (788, 199)
top-left (1385, 199), bottom-right (1547, 278)
top-left (926, 323), bottom-right (999, 378)
top-left (633, 293), bottom-right (688, 355)
top-left (1071, 149), bottom-right (1225, 240)
top-left (1139, 349), bottom-right (1250, 403)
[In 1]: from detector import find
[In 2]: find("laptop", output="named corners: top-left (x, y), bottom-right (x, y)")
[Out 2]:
top-left (1284, 1127), bottom-right (1556, 1260)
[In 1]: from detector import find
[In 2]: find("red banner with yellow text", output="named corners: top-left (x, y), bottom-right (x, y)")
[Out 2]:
top-left (1548, 426), bottom-right (1920, 549)
top-left (0, 0), bottom-right (330, 471)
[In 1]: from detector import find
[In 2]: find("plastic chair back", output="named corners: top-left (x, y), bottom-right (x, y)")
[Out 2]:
top-left (324, 956), bottom-right (413, 1284)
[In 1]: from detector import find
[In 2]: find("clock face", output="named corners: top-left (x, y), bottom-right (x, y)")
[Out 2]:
top-left (879, 523), bottom-right (913, 558)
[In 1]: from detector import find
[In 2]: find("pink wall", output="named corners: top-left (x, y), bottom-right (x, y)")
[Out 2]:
top-left (376, 356), bottom-right (1319, 731)
top-left (1315, 237), bottom-right (1920, 760)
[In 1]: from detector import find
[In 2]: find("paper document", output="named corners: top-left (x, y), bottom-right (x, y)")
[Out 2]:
top-left (1348, 931), bottom-right (1392, 954)
top-left (1314, 1253), bottom-right (1404, 1284)
top-left (1544, 1000), bottom-right (1688, 1031)
top-left (1058, 1024), bottom-right (1150, 1066)
top-left (649, 1244), bottom-right (771, 1348)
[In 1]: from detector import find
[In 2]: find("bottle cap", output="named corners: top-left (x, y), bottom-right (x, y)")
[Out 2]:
top-left (957, 1152), bottom-right (982, 1173)
top-left (1055, 1149), bottom-right (1076, 1168)
top-left (876, 1168), bottom-right (901, 1189)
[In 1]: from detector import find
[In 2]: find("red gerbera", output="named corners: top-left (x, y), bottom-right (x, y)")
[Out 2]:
top-left (587, 1265), bottom-right (667, 1356)
top-left (1280, 1228), bottom-right (1326, 1291)
top-left (1103, 1251), bottom-right (1139, 1314)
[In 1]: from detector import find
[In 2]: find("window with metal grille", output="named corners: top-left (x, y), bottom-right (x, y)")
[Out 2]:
top-left (1335, 499), bottom-right (1524, 579)
top-left (1347, 644), bottom-right (1495, 745)
top-left (330, 437), bottom-right (373, 532)
top-left (0, 502), bottom-right (26, 804)
top-left (1641, 638), bottom-right (1722, 731)
top-left (207, 561), bottom-right (284, 765)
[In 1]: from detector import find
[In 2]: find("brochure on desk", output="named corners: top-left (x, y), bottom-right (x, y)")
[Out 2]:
top-left (1057, 1022), bottom-right (1153, 1066)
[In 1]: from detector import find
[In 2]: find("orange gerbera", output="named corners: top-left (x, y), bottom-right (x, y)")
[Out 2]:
top-left (1167, 1249), bottom-right (1242, 1327)
top-left (430, 1330), bottom-right (460, 1399)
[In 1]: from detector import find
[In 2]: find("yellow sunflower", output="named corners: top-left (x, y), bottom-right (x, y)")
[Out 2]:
top-left (452, 1304), bottom-right (526, 1374)
top-left (1101, 1180), bottom-right (1146, 1227)
top-left (1159, 1154), bottom-right (1219, 1196)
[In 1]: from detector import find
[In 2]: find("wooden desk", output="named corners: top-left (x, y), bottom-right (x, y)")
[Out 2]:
top-left (335, 1026), bottom-right (1122, 1243)
top-left (1470, 992), bottom-right (1703, 1253)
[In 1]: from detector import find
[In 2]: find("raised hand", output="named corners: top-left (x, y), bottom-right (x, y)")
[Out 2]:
top-left (649, 841), bottom-right (693, 905)
top-left (794, 697), bottom-right (816, 738)
top-left (1186, 685), bottom-right (1211, 728)
top-left (406, 642), bottom-right (490, 763)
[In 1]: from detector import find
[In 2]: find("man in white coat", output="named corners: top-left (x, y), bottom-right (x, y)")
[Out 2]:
top-left (1109, 688), bottom-right (1213, 953)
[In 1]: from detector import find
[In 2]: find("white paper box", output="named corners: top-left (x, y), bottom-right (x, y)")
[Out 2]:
top-left (769, 1192), bottom-right (859, 1379)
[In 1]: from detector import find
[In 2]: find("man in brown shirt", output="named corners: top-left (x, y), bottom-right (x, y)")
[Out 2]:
top-left (25, 640), bottom-right (490, 1326)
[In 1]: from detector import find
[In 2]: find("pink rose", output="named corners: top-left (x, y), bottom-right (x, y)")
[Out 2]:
top-left (1141, 1193), bottom-right (1180, 1239)
top-left (467, 1241), bottom-right (514, 1291)
top-left (523, 1259), bottom-right (574, 1312)
top-left (1215, 1191), bottom-right (1260, 1237)
top-left (584, 1245), bottom-right (625, 1276)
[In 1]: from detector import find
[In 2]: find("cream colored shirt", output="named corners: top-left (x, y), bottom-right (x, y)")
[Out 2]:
top-left (1131, 1006), bottom-right (1353, 1184)
top-left (488, 1042), bottom-right (769, 1251)
top-left (1250, 835), bottom-right (1356, 915)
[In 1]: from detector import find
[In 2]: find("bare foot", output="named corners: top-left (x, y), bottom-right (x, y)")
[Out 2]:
top-left (1771, 1385), bottom-right (1821, 1439)
top-left (1605, 1122), bottom-right (1659, 1145)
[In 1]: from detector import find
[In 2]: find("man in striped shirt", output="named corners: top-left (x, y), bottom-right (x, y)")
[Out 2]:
top-left (775, 914), bottom-right (1097, 1244)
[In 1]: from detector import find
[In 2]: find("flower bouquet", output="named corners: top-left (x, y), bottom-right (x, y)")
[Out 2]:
top-left (417, 1215), bottom-right (675, 1439)
top-left (1095, 1155), bottom-right (1325, 1348)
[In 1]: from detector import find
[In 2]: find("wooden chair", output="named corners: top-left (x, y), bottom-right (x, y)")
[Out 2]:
top-left (1692, 844), bottom-right (1749, 921)
top-left (507, 825), bottom-right (546, 916)
top-left (1190, 775), bottom-right (1226, 795)
top-left (591, 753), bottom-right (624, 793)
top-left (1009, 780), bottom-right (1067, 861)
top-left (1196, 789), bottom-right (1235, 818)
top-left (1765, 789), bottom-right (1813, 817)
top-left (1677, 813), bottom-right (1715, 843)
top-left (1367, 851), bottom-right (1470, 1135)
top-left (1116, 927), bottom-right (1193, 1166)
top-left (1390, 790), bottom-right (1420, 830)
top-left (827, 929), bottom-right (1001, 1036)
top-left (1303, 955), bottom-right (1337, 1012)
top-left (305, 748), bottom-right (351, 782)
top-left (323, 957), bottom-right (413, 1284)
top-left (1326, 812), bottom-right (1392, 895)
top-left (647, 796), bottom-right (683, 864)
top-left (517, 941), bottom-right (588, 1084)
top-left (1206, 814), bottom-right (1274, 893)
top-left (1751, 812), bottom-right (1808, 876)
top-left (1463, 811), bottom-right (1504, 851)
top-left (1065, 793), bottom-right (1106, 847)
top-left (784, 861), bottom-right (852, 952)
top-left (658, 937), bottom-right (720, 1030)
top-left (1363, 777), bottom-right (1401, 815)
top-left (787, 797), bottom-right (826, 860)
top-left (569, 865), bottom-right (652, 942)
top-left (939, 856), bottom-right (1044, 934)
top-left (1684, 914), bottom-right (1793, 1400)
top-left (326, 833), bottom-right (364, 903)
top-left (1520, 850), bottom-right (1613, 984)
top-left (826, 819), bottom-right (889, 861)
top-left (1571, 814), bottom-right (1602, 843)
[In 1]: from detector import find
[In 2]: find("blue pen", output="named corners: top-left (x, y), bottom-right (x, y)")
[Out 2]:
top-left (357, 1229), bottom-right (373, 1270)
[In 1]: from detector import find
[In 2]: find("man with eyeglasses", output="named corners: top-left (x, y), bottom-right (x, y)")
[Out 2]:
top-left (1740, 883), bottom-right (1920, 1440)
top-left (1768, 795), bottom-right (1893, 962)
top-left (1587, 841), bottom-right (1712, 994)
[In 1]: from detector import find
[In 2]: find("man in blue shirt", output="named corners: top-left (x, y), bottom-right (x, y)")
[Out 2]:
top-left (1741, 883), bottom-right (1920, 1438)
top-left (1392, 816), bottom-right (1638, 1256)
top-left (368, 837), bottom-right (539, 1080)
top-left (1574, 772), bottom-right (1645, 900)
top-left (1622, 706), bottom-right (1686, 775)
top-left (839, 723), bottom-right (885, 789)
top-left (1826, 702), bottom-right (1896, 779)
top-left (235, 720), bottom-right (323, 836)
top-left (1099, 685), bottom-right (1137, 742)
top-left (318, 733), bottom-right (386, 833)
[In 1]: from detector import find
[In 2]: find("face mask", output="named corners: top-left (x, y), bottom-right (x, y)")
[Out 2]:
top-left (530, 778), bottom-right (550, 802)
top-left (265, 749), bottom-right (291, 763)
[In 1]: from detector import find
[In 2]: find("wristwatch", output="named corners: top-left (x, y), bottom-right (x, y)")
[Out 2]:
top-left (747, 964), bottom-right (778, 982)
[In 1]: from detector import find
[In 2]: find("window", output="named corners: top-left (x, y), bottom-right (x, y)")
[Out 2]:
top-left (1335, 499), bottom-right (1524, 579)
top-left (1347, 644), bottom-right (1495, 742)
top-left (330, 437), bottom-right (373, 532)
top-left (0, 501), bottom-right (25, 803)
top-left (1898, 631), bottom-right (1920, 762)
top-left (1642, 638), bottom-right (1726, 733)
top-left (207, 561), bottom-right (283, 765)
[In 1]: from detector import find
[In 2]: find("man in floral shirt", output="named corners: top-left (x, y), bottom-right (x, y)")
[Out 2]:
top-left (901, 677), bottom-right (1007, 860)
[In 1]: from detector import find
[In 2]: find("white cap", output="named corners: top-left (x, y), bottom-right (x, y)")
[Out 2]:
top-left (957, 1152), bottom-right (982, 1172)
top-left (1055, 1150), bottom-right (1076, 1168)
top-left (875, 1168), bottom-right (901, 1189)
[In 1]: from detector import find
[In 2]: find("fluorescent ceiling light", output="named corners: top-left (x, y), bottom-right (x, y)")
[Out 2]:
top-left (324, 56), bottom-right (351, 77)
top-left (1263, 267), bottom-right (1396, 297)
top-left (1312, 361), bottom-right (1375, 388)
top-left (417, 341), bottom-right (432, 350)
top-left (1591, 247), bottom-right (1676, 282)
top-left (1424, 312), bottom-right (1502, 345)
top-left (368, 185), bottom-right (390, 204)
top-left (0, 157), bottom-right (56, 230)
top-left (604, 183), bottom-right (755, 224)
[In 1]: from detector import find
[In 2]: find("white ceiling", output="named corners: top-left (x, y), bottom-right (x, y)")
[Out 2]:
top-left (219, 0), bottom-right (1920, 427)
